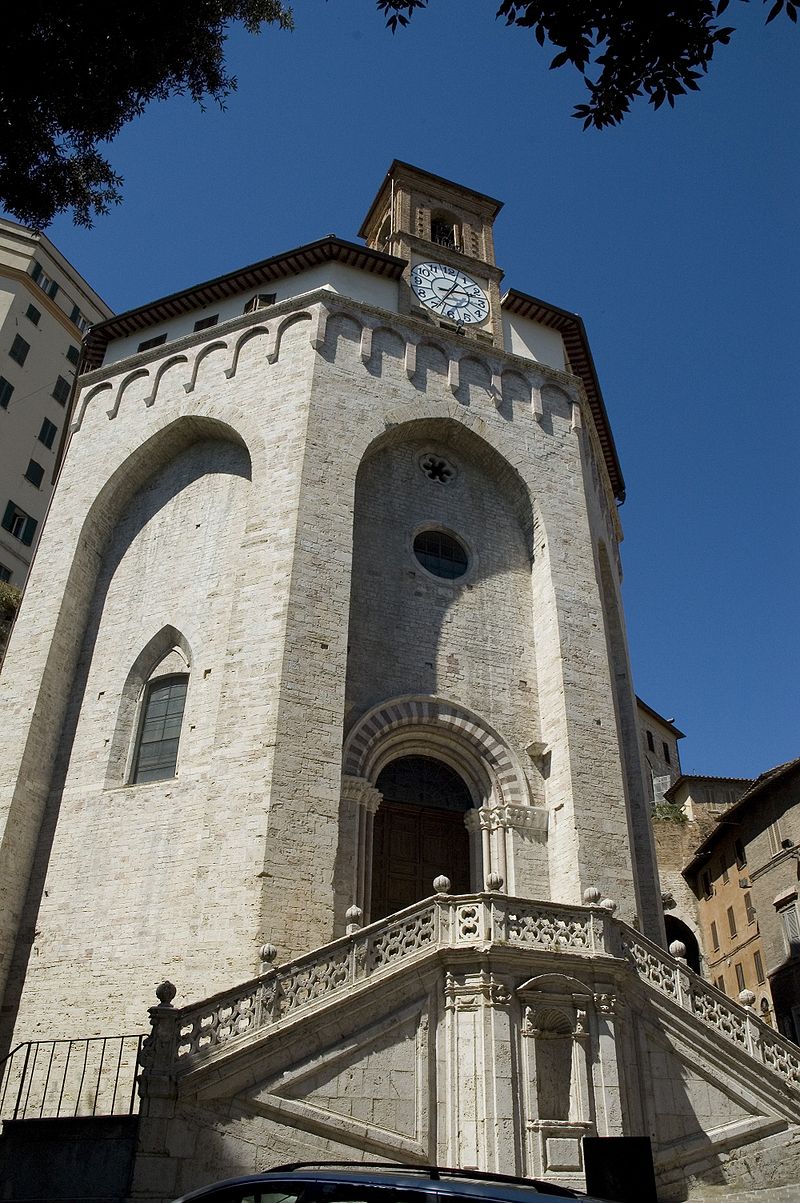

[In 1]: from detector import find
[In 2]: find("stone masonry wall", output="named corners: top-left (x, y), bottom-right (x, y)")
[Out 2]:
top-left (1, 290), bottom-right (659, 1053)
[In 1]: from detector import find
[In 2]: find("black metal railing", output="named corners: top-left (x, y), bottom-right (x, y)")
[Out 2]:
top-left (0, 1034), bottom-right (146, 1121)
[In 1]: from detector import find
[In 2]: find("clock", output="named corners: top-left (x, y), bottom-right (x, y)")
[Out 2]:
top-left (410, 261), bottom-right (489, 325)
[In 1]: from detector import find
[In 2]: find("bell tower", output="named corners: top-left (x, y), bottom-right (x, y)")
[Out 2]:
top-left (359, 160), bottom-right (505, 346)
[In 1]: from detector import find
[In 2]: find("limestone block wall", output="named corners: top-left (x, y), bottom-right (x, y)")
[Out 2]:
top-left (1, 287), bottom-right (662, 1052)
top-left (345, 418), bottom-right (539, 752)
top-left (292, 307), bottom-right (647, 928)
top-left (0, 311), bottom-right (323, 1042)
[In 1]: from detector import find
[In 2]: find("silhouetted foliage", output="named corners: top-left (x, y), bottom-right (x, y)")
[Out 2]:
top-left (0, 3), bottom-right (292, 229)
top-left (378, 1), bottom-right (797, 128)
top-left (4, 2), bottom-right (795, 229)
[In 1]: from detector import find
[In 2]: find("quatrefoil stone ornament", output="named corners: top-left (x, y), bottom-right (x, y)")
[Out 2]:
top-left (419, 453), bottom-right (455, 484)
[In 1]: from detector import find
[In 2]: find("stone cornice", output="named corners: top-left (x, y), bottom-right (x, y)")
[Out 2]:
top-left (73, 290), bottom-right (622, 525)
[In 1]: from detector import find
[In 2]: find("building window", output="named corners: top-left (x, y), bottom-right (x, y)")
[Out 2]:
top-left (193, 315), bottom-right (219, 332)
top-left (24, 460), bottom-right (44, 488)
top-left (38, 418), bottom-right (58, 449)
top-left (779, 902), bottom-right (800, 958)
top-left (26, 303), bottom-right (41, 325)
top-left (137, 333), bottom-right (167, 353)
top-left (711, 920), bottom-right (719, 951)
top-left (701, 869), bottom-right (713, 899)
top-left (734, 963), bottom-right (746, 992)
top-left (52, 376), bottom-right (71, 406)
top-left (31, 260), bottom-right (59, 298)
top-left (66, 344), bottom-right (80, 366)
top-left (9, 335), bottom-right (29, 366)
top-left (727, 905), bottom-right (737, 938)
top-left (243, 293), bottom-right (276, 314)
top-left (132, 676), bottom-right (188, 784)
top-left (646, 730), bottom-right (655, 752)
top-left (0, 564), bottom-right (11, 582)
top-left (721, 854), bottom-right (729, 884)
top-left (1, 501), bottom-right (37, 545)
top-left (0, 377), bottom-right (13, 409)
top-left (715, 974), bottom-right (725, 993)
top-left (754, 950), bottom-right (765, 983)
top-left (70, 305), bottom-right (90, 333)
top-left (734, 837), bottom-right (747, 868)
top-left (662, 741), bottom-right (671, 764)
top-left (744, 892), bottom-right (756, 925)
top-left (413, 529), bottom-right (469, 579)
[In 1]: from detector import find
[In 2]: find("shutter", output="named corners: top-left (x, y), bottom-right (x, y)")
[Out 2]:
top-left (783, 905), bottom-right (800, 953)
top-left (2, 501), bottom-right (15, 533)
top-left (22, 515), bottom-right (37, 546)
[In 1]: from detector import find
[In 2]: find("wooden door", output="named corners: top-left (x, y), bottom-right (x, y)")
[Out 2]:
top-left (371, 799), bottom-right (471, 920)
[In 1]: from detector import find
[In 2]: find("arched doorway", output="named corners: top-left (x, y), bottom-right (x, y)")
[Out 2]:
top-left (664, 915), bottom-right (702, 974)
top-left (370, 755), bottom-right (472, 920)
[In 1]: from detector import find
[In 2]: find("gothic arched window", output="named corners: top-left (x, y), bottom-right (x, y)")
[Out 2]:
top-left (131, 674), bottom-right (188, 784)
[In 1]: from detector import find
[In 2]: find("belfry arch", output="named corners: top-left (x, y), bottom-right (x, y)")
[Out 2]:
top-left (341, 695), bottom-right (545, 921)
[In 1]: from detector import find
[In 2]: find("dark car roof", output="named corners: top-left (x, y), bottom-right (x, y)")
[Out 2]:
top-left (172, 1163), bottom-right (608, 1203)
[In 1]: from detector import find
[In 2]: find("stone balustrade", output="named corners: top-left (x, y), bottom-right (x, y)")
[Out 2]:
top-left (155, 891), bottom-right (800, 1093)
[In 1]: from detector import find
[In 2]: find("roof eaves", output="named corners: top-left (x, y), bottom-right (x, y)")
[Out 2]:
top-left (83, 237), bottom-right (406, 370)
top-left (681, 758), bottom-right (800, 873)
top-left (635, 696), bottom-right (686, 739)
top-left (501, 288), bottom-right (625, 501)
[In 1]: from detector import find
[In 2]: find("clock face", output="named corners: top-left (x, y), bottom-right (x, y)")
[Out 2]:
top-left (410, 262), bottom-right (489, 325)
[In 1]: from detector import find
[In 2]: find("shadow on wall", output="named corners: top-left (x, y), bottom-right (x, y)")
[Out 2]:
top-left (0, 427), bottom-right (252, 1051)
top-left (343, 413), bottom-right (538, 726)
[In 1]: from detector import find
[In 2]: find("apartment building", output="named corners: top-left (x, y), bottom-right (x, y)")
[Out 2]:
top-left (0, 219), bottom-right (111, 585)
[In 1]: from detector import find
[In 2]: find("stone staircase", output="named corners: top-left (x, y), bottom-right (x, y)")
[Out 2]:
top-left (131, 891), bottom-right (800, 1202)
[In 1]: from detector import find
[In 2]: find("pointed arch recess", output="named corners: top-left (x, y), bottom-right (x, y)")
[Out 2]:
top-left (105, 625), bottom-right (193, 787)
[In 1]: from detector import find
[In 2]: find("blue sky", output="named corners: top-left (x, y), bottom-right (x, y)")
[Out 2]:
top-left (42, 1), bottom-right (799, 778)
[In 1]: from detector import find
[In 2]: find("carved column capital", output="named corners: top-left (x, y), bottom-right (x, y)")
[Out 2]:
top-left (464, 804), bottom-right (547, 833)
top-left (593, 992), bottom-right (618, 1016)
top-left (341, 774), bottom-right (382, 813)
top-left (445, 968), bottom-right (512, 1011)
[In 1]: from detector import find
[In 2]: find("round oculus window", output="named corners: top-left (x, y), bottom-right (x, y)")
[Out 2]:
top-left (413, 529), bottom-right (469, 580)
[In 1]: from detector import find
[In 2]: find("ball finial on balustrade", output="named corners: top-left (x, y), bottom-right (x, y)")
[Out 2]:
top-left (738, 989), bottom-right (756, 1011)
top-left (346, 905), bottom-right (363, 935)
top-left (485, 873), bottom-right (504, 892)
top-left (669, 940), bottom-right (687, 964)
top-left (600, 897), bottom-right (618, 914)
top-left (259, 943), bottom-right (278, 965)
top-left (155, 980), bottom-right (177, 1007)
top-left (433, 875), bottom-right (451, 895)
top-left (583, 887), bottom-right (601, 905)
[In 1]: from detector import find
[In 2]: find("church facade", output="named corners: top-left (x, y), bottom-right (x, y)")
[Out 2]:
top-left (1, 164), bottom-right (798, 1202)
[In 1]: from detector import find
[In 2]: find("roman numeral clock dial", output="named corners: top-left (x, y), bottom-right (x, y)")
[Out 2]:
top-left (410, 261), bottom-right (489, 325)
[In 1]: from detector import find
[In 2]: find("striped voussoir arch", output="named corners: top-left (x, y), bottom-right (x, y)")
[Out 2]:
top-left (342, 695), bottom-right (528, 809)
